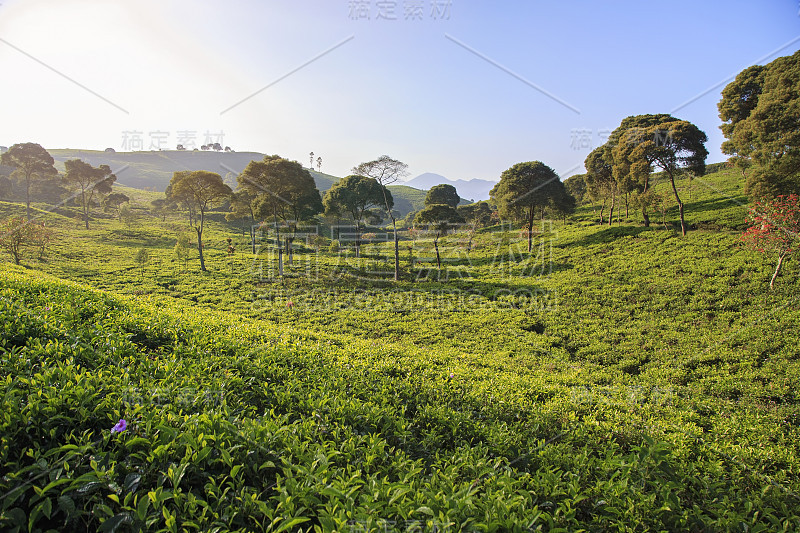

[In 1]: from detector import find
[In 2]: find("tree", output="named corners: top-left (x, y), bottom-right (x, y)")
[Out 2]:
top-left (166, 170), bottom-right (232, 271)
top-left (741, 194), bottom-right (800, 289)
top-left (103, 192), bottom-right (130, 221)
top-left (490, 161), bottom-right (564, 252)
top-left (352, 155), bottom-right (409, 281)
top-left (226, 190), bottom-right (260, 254)
top-left (0, 176), bottom-right (12, 200)
top-left (425, 184), bottom-right (460, 208)
top-left (323, 175), bottom-right (391, 257)
top-left (176, 144), bottom-right (186, 151)
top-left (0, 143), bottom-right (57, 220)
top-left (457, 201), bottom-right (492, 251)
top-left (134, 248), bottom-right (149, 278)
top-left (719, 50), bottom-right (800, 198)
top-left (309, 152), bottom-right (314, 168)
top-left (415, 204), bottom-right (465, 270)
top-left (150, 198), bottom-right (169, 221)
top-left (607, 114), bottom-right (675, 227)
top-left (63, 159), bottom-right (117, 229)
top-left (174, 232), bottom-right (192, 271)
top-left (316, 156), bottom-right (322, 172)
top-left (236, 155), bottom-right (322, 274)
top-left (0, 216), bottom-right (51, 265)
top-left (585, 147), bottom-right (617, 225)
top-left (563, 174), bottom-right (587, 205)
top-left (613, 117), bottom-right (707, 235)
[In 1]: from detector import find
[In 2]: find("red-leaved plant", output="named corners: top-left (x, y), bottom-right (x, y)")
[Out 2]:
top-left (741, 194), bottom-right (800, 288)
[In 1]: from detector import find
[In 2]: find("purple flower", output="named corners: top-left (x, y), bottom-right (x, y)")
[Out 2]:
top-left (111, 419), bottom-right (127, 434)
top-left (449, 373), bottom-right (455, 379)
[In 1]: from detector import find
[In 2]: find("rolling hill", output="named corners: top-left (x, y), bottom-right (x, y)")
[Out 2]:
top-left (46, 149), bottom-right (426, 217)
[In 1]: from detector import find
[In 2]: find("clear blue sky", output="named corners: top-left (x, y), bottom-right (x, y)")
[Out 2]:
top-left (1, 0), bottom-right (798, 182)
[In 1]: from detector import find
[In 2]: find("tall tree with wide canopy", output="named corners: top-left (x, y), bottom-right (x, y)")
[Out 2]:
top-left (167, 170), bottom-right (232, 271)
top-left (1, 143), bottom-right (57, 220)
top-left (63, 159), bottom-right (116, 229)
top-left (718, 50), bottom-right (800, 198)
top-left (613, 117), bottom-right (707, 236)
top-left (490, 161), bottom-right (563, 252)
top-left (323, 174), bottom-right (392, 257)
top-left (236, 155), bottom-right (322, 273)
top-left (606, 114), bottom-right (675, 227)
top-left (425, 184), bottom-right (460, 208)
top-left (352, 155), bottom-right (409, 281)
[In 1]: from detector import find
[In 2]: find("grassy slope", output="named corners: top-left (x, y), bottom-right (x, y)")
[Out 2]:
top-left (1, 168), bottom-right (800, 531)
top-left (47, 149), bottom-right (424, 218)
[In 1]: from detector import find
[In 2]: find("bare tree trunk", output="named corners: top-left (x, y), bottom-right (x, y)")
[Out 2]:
top-left (527, 208), bottom-right (534, 253)
top-left (434, 233), bottom-right (441, 270)
top-left (599, 198), bottom-right (606, 225)
top-left (392, 218), bottom-right (400, 281)
top-left (196, 226), bottom-right (206, 271)
top-left (668, 173), bottom-right (687, 236)
top-left (770, 249), bottom-right (789, 289)
top-left (641, 180), bottom-right (650, 227)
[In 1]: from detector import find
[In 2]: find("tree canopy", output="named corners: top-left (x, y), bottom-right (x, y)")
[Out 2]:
top-left (490, 161), bottom-right (565, 252)
top-left (351, 155), bottom-right (409, 281)
top-left (425, 184), bottom-right (460, 208)
top-left (167, 170), bottom-right (232, 271)
top-left (612, 116), bottom-right (707, 235)
top-left (63, 159), bottom-right (116, 229)
top-left (719, 50), bottom-right (800, 198)
top-left (0, 143), bottom-right (57, 220)
top-left (237, 155), bottom-right (322, 226)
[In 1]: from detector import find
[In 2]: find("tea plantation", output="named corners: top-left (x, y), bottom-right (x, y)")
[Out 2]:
top-left (1, 169), bottom-right (800, 531)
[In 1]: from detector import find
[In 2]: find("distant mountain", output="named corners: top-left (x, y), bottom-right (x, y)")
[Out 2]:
top-left (403, 173), bottom-right (497, 202)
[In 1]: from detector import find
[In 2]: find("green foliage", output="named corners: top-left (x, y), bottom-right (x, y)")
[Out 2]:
top-left (63, 160), bottom-right (117, 230)
top-left (425, 184), bottom-right (460, 208)
top-left (0, 217), bottom-right (52, 265)
top-left (133, 248), bottom-right (149, 278)
top-left (167, 171), bottom-right (232, 272)
top-left (1, 166), bottom-right (799, 531)
top-left (1, 143), bottom-right (57, 220)
top-left (719, 50), bottom-right (800, 198)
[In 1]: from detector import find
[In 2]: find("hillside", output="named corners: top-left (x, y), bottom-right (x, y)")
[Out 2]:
top-left (47, 149), bottom-right (425, 218)
top-left (1, 168), bottom-right (799, 531)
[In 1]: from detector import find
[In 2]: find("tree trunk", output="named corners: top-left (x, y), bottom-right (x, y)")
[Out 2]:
top-left (641, 179), bottom-right (651, 227)
top-left (668, 173), bottom-right (687, 236)
top-left (82, 191), bottom-right (90, 230)
top-left (392, 218), bottom-right (400, 281)
top-left (599, 198), bottom-right (606, 225)
top-left (770, 249), bottom-right (789, 289)
top-left (527, 208), bottom-right (534, 253)
top-left (608, 192), bottom-right (615, 227)
top-left (625, 192), bottom-right (629, 219)
top-left (434, 233), bottom-right (441, 270)
top-left (25, 174), bottom-right (31, 222)
top-left (251, 226), bottom-right (256, 255)
top-left (196, 226), bottom-right (206, 271)
top-left (355, 221), bottom-right (361, 258)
